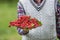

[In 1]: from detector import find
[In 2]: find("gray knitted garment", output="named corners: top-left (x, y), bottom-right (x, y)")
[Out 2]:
top-left (18, 0), bottom-right (57, 40)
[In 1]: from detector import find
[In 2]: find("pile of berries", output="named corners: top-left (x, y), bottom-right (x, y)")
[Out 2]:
top-left (9, 15), bottom-right (42, 30)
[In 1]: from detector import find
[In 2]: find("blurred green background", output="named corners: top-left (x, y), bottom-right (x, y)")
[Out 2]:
top-left (0, 0), bottom-right (22, 40)
top-left (0, 0), bottom-right (60, 40)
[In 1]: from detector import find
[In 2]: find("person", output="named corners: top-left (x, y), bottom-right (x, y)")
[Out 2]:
top-left (17, 0), bottom-right (58, 40)
top-left (56, 1), bottom-right (60, 39)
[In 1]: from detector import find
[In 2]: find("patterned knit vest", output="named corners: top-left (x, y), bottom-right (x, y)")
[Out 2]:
top-left (19, 0), bottom-right (57, 40)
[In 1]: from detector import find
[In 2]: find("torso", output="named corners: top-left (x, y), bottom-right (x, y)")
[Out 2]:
top-left (19, 0), bottom-right (57, 40)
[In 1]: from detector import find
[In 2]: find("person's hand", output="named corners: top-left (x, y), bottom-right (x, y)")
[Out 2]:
top-left (17, 28), bottom-right (29, 35)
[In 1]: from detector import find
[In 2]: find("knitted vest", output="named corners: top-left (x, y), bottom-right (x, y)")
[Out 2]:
top-left (19, 0), bottom-right (57, 40)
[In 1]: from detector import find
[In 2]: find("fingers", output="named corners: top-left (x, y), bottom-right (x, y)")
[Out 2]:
top-left (17, 28), bottom-right (29, 35)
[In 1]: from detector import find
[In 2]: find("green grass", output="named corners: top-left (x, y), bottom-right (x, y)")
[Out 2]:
top-left (0, 3), bottom-right (22, 40)
top-left (0, 34), bottom-right (22, 40)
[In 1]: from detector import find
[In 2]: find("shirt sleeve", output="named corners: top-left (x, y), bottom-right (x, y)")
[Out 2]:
top-left (56, 1), bottom-right (60, 38)
top-left (17, 1), bottom-right (26, 18)
top-left (56, 1), bottom-right (60, 27)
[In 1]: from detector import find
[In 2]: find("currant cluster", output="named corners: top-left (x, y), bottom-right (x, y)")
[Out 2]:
top-left (9, 15), bottom-right (42, 30)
